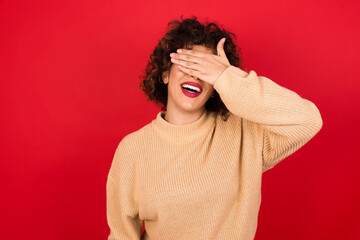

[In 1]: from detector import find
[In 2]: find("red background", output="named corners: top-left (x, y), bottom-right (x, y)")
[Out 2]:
top-left (1, 0), bottom-right (359, 239)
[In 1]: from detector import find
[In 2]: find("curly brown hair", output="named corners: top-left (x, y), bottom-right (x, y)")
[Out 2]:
top-left (138, 15), bottom-right (247, 121)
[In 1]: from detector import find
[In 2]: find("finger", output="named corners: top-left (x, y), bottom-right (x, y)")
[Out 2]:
top-left (216, 38), bottom-right (226, 57)
top-left (177, 48), bottom-right (206, 58)
top-left (171, 53), bottom-right (202, 64)
top-left (177, 65), bottom-right (202, 79)
top-left (171, 58), bottom-right (200, 71)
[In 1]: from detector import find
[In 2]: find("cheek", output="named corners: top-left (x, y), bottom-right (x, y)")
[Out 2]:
top-left (205, 86), bottom-right (214, 96)
top-left (169, 64), bottom-right (184, 79)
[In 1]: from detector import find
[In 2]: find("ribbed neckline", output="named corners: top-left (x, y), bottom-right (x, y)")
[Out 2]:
top-left (151, 110), bottom-right (216, 144)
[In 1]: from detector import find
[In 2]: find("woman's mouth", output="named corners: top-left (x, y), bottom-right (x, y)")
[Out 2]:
top-left (180, 82), bottom-right (202, 98)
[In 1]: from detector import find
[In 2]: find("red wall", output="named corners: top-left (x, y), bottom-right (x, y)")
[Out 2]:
top-left (1, 0), bottom-right (359, 239)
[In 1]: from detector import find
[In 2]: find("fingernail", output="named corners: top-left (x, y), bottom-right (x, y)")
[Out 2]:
top-left (177, 49), bottom-right (182, 53)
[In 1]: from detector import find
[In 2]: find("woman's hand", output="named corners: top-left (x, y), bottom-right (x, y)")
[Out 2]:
top-left (170, 38), bottom-right (231, 85)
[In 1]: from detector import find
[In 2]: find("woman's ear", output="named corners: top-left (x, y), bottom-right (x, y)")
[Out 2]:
top-left (162, 71), bottom-right (169, 84)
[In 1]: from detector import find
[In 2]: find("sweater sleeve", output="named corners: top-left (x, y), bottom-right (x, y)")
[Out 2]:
top-left (106, 136), bottom-right (143, 239)
top-left (213, 65), bottom-right (323, 173)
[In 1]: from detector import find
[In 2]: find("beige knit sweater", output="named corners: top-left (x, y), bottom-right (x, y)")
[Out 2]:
top-left (106, 65), bottom-right (323, 239)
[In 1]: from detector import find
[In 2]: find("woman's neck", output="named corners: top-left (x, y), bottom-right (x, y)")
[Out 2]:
top-left (163, 107), bottom-right (206, 125)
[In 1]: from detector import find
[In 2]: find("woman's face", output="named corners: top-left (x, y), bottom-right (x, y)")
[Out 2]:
top-left (163, 44), bottom-right (215, 114)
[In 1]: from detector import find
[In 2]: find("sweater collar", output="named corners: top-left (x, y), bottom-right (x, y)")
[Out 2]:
top-left (151, 110), bottom-right (216, 143)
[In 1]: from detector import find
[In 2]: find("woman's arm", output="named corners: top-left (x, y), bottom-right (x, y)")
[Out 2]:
top-left (171, 41), bottom-right (322, 173)
top-left (213, 66), bottom-right (323, 172)
top-left (106, 136), bottom-right (143, 239)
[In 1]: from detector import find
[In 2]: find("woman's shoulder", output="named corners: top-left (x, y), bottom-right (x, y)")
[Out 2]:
top-left (116, 121), bottom-right (153, 149)
top-left (215, 111), bottom-right (262, 134)
top-left (214, 111), bottom-right (241, 127)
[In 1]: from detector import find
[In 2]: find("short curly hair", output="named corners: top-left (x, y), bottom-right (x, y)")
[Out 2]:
top-left (138, 15), bottom-right (247, 121)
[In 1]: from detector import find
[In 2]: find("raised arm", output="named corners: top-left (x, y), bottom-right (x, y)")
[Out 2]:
top-left (213, 66), bottom-right (323, 172)
top-left (106, 136), bottom-right (143, 239)
top-left (170, 41), bottom-right (323, 173)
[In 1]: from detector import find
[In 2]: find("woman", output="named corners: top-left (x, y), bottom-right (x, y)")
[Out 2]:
top-left (106, 16), bottom-right (323, 240)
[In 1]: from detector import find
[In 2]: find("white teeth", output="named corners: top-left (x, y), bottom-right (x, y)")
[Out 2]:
top-left (181, 84), bottom-right (201, 93)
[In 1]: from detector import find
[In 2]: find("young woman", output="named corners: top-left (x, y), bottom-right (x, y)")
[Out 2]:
top-left (106, 16), bottom-right (323, 240)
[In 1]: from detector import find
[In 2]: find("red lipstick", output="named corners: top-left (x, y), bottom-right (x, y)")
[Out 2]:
top-left (181, 82), bottom-right (203, 91)
top-left (180, 81), bottom-right (203, 98)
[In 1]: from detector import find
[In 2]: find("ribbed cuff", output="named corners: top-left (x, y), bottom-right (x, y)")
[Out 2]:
top-left (213, 65), bottom-right (249, 90)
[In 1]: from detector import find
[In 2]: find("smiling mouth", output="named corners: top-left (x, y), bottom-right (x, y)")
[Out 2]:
top-left (180, 84), bottom-right (202, 93)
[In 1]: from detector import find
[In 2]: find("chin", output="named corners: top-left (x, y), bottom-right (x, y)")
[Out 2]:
top-left (180, 104), bottom-right (205, 112)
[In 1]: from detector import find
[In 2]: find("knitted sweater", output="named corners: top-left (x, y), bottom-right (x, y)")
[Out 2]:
top-left (106, 65), bottom-right (323, 240)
